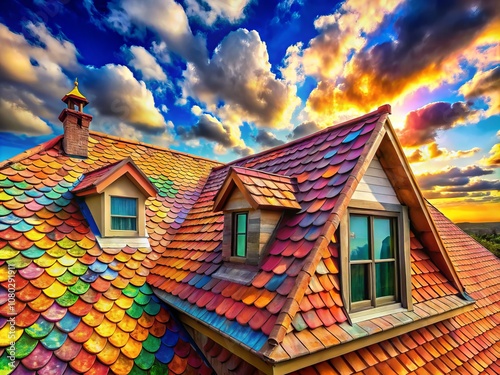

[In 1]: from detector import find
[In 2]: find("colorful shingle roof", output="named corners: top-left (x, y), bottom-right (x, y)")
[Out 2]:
top-left (0, 132), bottom-right (218, 374)
top-left (200, 203), bottom-right (500, 374)
top-left (1, 101), bottom-right (490, 375)
top-left (149, 104), bottom-right (473, 369)
top-left (288, 204), bottom-right (500, 374)
top-left (151, 106), bottom-right (459, 355)
top-left (150, 111), bottom-right (386, 351)
top-left (213, 166), bottom-right (301, 211)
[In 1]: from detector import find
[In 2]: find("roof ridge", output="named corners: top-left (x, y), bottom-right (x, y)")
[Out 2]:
top-left (265, 112), bottom-right (390, 349)
top-left (81, 156), bottom-right (128, 174)
top-left (0, 135), bottom-right (63, 170)
top-left (213, 105), bottom-right (391, 172)
top-left (89, 130), bottom-right (224, 166)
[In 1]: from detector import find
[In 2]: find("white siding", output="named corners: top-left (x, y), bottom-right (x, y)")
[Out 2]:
top-left (352, 156), bottom-right (400, 204)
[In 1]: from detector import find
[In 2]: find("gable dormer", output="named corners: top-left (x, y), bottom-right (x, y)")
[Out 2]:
top-left (213, 167), bottom-right (300, 266)
top-left (338, 115), bottom-right (465, 322)
top-left (73, 157), bottom-right (157, 237)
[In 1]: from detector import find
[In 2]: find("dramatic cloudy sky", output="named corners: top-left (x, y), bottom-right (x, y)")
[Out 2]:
top-left (0, 0), bottom-right (498, 222)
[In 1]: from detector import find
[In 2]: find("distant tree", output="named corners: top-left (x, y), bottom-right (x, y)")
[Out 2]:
top-left (470, 233), bottom-right (500, 259)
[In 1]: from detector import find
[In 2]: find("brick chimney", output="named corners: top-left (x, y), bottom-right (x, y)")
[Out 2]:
top-left (58, 78), bottom-right (92, 158)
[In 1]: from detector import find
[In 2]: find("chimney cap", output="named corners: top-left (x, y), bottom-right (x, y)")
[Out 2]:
top-left (62, 78), bottom-right (89, 106)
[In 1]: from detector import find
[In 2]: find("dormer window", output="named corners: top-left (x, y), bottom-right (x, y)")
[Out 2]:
top-left (111, 196), bottom-right (138, 231)
top-left (233, 212), bottom-right (248, 258)
top-left (213, 166), bottom-right (300, 272)
top-left (73, 158), bottom-right (157, 238)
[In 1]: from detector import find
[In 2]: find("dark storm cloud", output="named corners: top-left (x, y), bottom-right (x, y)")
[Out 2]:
top-left (253, 130), bottom-right (285, 148)
top-left (314, 0), bottom-right (500, 112)
top-left (423, 190), bottom-right (495, 199)
top-left (176, 114), bottom-right (253, 156)
top-left (416, 165), bottom-right (494, 190)
top-left (287, 121), bottom-right (322, 140)
top-left (398, 102), bottom-right (477, 147)
top-left (447, 179), bottom-right (500, 193)
top-left (177, 114), bottom-right (233, 147)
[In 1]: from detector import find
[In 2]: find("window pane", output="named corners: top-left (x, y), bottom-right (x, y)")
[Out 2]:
top-left (111, 217), bottom-right (137, 231)
top-left (350, 216), bottom-right (369, 260)
top-left (236, 213), bottom-right (247, 234)
top-left (236, 234), bottom-right (246, 257)
top-left (374, 218), bottom-right (393, 259)
top-left (351, 264), bottom-right (369, 302)
top-left (111, 197), bottom-right (137, 216)
top-left (376, 261), bottom-right (395, 297)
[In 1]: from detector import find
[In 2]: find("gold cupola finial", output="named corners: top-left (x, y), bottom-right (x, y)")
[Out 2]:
top-left (62, 77), bottom-right (89, 111)
top-left (65, 78), bottom-right (87, 101)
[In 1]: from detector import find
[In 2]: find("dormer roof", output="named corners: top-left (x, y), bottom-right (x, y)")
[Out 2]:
top-left (72, 157), bottom-right (157, 197)
top-left (213, 166), bottom-right (301, 211)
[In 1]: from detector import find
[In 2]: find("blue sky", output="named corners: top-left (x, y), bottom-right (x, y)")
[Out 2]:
top-left (0, 0), bottom-right (499, 222)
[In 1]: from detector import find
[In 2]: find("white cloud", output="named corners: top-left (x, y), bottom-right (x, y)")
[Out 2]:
top-left (0, 21), bottom-right (170, 143)
top-left (182, 28), bottom-right (300, 129)
top-left (0, 99), bottom-right (52, 135)
top-left (25, 22), bottom-right (79, 69)
top-left (184, 0), bottom-right (253, 26)
top-left (460, 67), bottom-right (500, 117)
top-left (127, 45), bottom-right (167, 81)
top-left (151, 41), bottom-right (172, 64)
top-left (0, 22), bottom-right (76, 132)
top-left (115, 0), bottom-right (208, 65)
top-left (191, 105), bottom-right (203, 116)
top-left (280, 42), bottom-right (304, 84)
top-left (83, 64), bottom-right (166, 133)
top-left (302, 0), bottom-right (403, 81)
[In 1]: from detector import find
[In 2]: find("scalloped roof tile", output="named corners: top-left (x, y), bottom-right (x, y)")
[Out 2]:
top-left (0, 131), bottom-right (217, 374)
